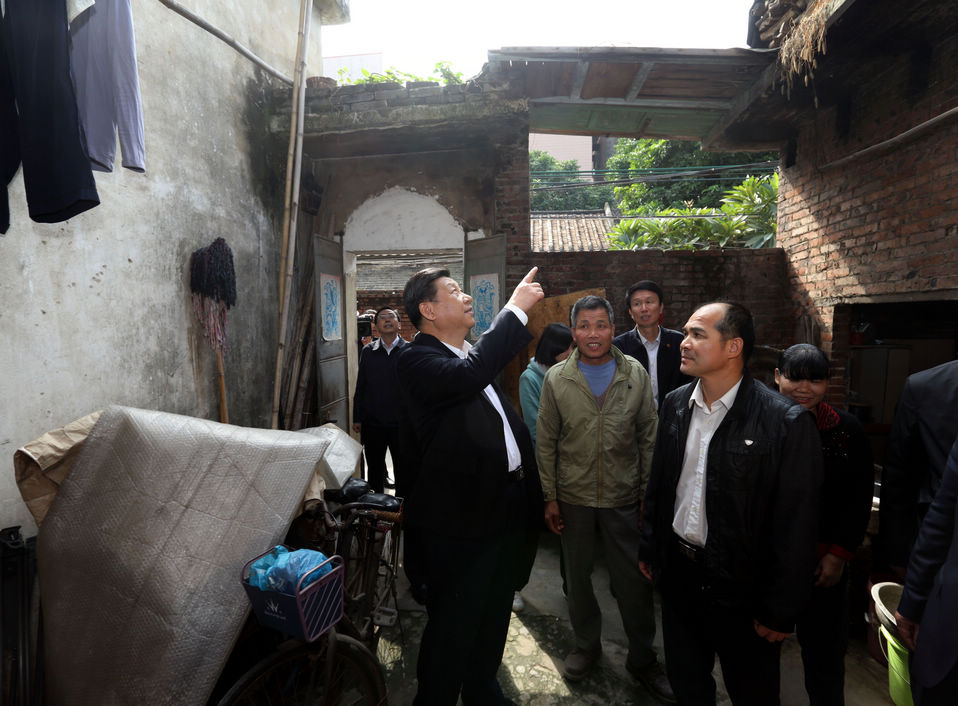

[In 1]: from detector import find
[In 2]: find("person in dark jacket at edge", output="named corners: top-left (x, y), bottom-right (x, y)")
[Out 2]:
top-left (895, 437), bottom-right (958, 705)
top-left (775, 344), bottom-right (874, 705)
top-left (396, 266), bottom-right (545, 706)
top-left (639, 301), bottom-right (823, 705)
top-left (878, 359), bottom-right (958, 578)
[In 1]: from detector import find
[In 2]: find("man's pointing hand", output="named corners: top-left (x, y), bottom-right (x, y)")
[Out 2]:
top-left (508, 266), bottom-right (545, 313)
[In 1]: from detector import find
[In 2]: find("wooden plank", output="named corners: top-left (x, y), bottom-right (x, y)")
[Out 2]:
top-left (581, 62), bottom-right (639, 100)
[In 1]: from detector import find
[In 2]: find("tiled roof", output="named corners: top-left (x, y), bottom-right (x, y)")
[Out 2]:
top-left (531, 214), bottom-right (615, 253)
top-left (356, 250), bottom-right (463, 292)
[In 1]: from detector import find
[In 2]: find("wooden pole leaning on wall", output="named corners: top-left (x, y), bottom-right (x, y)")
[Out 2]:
top-left (271, 0), bottom-right (311, 429)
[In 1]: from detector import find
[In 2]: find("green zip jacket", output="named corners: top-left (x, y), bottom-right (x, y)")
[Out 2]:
top-left (535, 345), bottom-right (658, 507)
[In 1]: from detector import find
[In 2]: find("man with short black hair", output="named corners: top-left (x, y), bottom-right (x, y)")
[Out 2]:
top-left (613, 280), bottom-right (689, 410)
top-left (639, 301), bottom-right (823, 704)
top-left (397, 266), bottom-right (545, 706)
top-left (352, 306), bottom-right (407, 494)
top-left (536, 295), bottom-right (672, 702)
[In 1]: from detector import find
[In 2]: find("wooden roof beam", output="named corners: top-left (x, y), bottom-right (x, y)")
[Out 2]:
top-left (701, 58), bottom-right (781, 149)
top-left (570, 61), bottom-right (589, 100)
top-left (531, 96), bottom-right (733, 111)
top-left (625, 63), bottom-right (655, 101)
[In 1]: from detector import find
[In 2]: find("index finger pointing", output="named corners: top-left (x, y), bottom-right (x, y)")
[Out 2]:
top-left (523, 266), bottom-right (539, 283)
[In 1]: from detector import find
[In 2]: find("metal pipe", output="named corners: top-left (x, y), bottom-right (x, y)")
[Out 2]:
top-left (156, 0), bottom-right (293, 84)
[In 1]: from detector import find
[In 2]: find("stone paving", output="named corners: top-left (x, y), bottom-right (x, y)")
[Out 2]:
top-left (377, 531), bottom-right (894, 706)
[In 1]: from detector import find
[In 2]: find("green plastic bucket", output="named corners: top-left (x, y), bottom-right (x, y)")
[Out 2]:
top-left (879, 624), bottom-right (914, 706)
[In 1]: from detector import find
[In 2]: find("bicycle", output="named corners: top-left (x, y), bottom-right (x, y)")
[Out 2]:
top-left (210, 493), bottom-right (404, 705)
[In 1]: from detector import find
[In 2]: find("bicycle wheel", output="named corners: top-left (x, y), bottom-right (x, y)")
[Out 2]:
top-left (217, 632), bottom-right (387, 706)
top-left (337, 515), bottom-right (376, 642)
top-left (371, 524), bottom-right (400, 630)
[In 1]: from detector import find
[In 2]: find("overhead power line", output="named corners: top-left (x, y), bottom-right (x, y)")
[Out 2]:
top-left (530, 161), bottom-right (778, 192)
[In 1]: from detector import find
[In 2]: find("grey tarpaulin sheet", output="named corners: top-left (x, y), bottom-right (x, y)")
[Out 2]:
top-left (36, 406), bottom-right (332, 705)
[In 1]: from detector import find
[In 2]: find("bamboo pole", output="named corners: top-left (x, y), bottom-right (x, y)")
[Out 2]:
top-left (271, 0), bottom-right (311, 429)
top-left (276, 0), bottom-right (310, 309)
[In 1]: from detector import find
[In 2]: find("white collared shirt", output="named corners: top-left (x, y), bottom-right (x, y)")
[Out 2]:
top-left (373, 335), bottom-right (402, 354)
top-left (672, 376), bottom-right (743, 547)
top-left (441, 304), bottom-right (527, 472)
top-left (638, 327), bottom-right (661, 407)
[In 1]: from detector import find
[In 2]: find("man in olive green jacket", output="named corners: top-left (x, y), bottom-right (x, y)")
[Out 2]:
top-left (536, 295), bottom-right (673, 702)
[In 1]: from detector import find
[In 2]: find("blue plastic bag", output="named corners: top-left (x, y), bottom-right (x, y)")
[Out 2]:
top-left (248, 545), bottom-right (288, 591)
top-left (248, 546), bottom-right (331, 595)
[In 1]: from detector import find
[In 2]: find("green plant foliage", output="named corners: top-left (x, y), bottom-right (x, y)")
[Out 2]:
top-left (529, 150), bottom-right (616, 212)
top-left (336, 61), bottom-right (464, 87)
top-left (607, 173), bottom-right (778, 251)
top-left (605, 139), bottom-right (778, 212)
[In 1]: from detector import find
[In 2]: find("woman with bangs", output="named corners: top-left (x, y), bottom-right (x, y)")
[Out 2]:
top-left (775, 343), bottom-right (874, 705)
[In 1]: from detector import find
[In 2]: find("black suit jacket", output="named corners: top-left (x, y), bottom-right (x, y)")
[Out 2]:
top-left (898, 438), bottom-right (958, 688)
top-left (396, 309), bottom-right (543, 542)
top-left (640, 373), bottom-right (822, 632)
top-left (612, 326), bottom-right (690, 408)
top-left (880, 360), bottom-right (958, 567)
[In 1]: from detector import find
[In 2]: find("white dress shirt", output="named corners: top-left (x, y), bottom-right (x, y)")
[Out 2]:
top-left (442, 304), bottom-right (527, 472)
top-left (373, 335), bottom-right (402, 354)
top-left (672, 377), bottom-right (743, 547)
top-left (638, 327), bottom-right (661, 407)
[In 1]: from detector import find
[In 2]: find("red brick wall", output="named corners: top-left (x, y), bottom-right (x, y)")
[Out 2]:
top-left (778, 31), bottom-right (958, 405)
top-left (512, 248), bottom-right (793, 351)
top-left (360, 248), bottom-right (793, 358)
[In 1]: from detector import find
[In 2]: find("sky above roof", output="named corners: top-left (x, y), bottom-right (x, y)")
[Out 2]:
top-left (321, 0), bottom-right (756, 81)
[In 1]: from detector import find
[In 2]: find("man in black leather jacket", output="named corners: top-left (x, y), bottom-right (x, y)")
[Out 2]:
top-left (639, 301), bottom-right (823, 705)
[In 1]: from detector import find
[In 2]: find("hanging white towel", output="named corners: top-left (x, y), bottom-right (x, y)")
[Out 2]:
top-left (67, 0), bottom-right (95, 24)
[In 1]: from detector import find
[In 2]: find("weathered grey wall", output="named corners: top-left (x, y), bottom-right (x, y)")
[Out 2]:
top-left (0, 0), bottom-right (331, 534)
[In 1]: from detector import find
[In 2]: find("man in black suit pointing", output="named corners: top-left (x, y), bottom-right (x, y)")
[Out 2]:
top-left (397, 266), bottom-right (545, 706)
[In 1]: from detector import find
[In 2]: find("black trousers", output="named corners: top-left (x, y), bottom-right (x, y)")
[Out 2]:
top-left (660, 540), bottom-right (782, 705)
top-left (360, 424), bottom-right (402, 495)
top-left (411, 479), bottom-right (530, 706)
top-left (412, 527), bottom-right (522, 705)
top-left (913, 657), bottom-right (958, 706)
top-left (795, 570), bottom-right (849, 705)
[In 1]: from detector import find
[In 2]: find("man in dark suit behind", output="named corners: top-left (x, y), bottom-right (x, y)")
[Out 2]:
top-left (896, 437), bottom-right (958, 704)
top-left (879, 359), bottom-right (958, 575)
top-left (397, 265), bottom-right (545, 706)
top-left (612, 280), bottom-right (690, 410)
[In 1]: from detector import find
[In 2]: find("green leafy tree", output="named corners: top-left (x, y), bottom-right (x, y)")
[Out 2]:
top-left (608, 173), bottom-right (778, 250)
top-left (605, 139), bottom-right (777, 213)
top-left (529, 150), bottom-right (615, 212)
top-left (337, 61), bottom-right (464, 86)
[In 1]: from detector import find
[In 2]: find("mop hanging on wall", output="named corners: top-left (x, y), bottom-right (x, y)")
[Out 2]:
top-left (189, 237), bottom-right (236, 423)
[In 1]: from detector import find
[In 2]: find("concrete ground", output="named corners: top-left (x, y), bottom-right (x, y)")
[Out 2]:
top-left (375, 530), bottom-right (895, 706)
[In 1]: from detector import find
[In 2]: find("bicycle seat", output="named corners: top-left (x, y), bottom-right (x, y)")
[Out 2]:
top-left (356, 492), bottom-right (401, 512)
top-left (323, 477), bottom-right (371, 504)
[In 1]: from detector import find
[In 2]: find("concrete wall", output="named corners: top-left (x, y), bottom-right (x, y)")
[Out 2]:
top-left (0, 0), bottom-right (330, 535)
